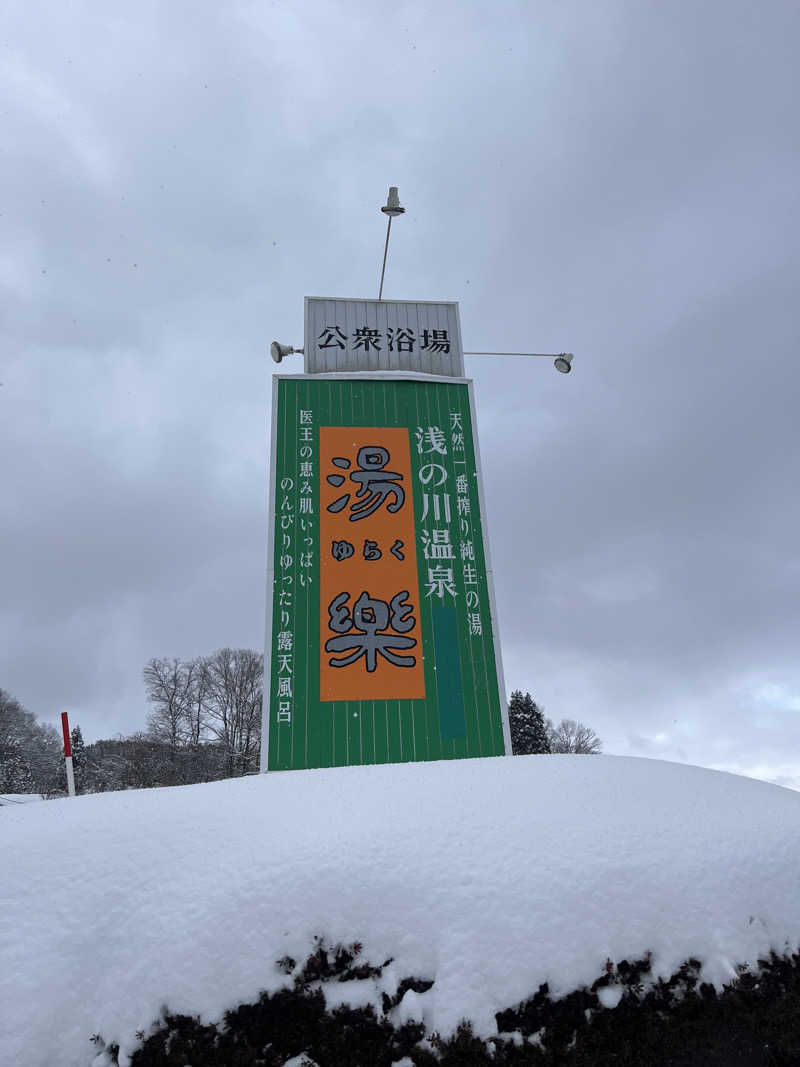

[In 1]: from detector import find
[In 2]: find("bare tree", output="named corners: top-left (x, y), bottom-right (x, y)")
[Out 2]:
top-left (181, 658), bottom-right (221, 781)
top-left (546, 717), bottom-right (603, 754)
top-left (202, 649), bottom-right (263, 776)
top-left (83, 648), bottom-right (264, 793)
top-left (183, 657), bottom-right (210, 748)
top-left (144, 658), bottom-right (190, 748)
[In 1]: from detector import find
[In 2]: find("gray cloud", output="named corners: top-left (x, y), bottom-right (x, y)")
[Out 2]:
top-left (2, 0), bottom-right (798, 784)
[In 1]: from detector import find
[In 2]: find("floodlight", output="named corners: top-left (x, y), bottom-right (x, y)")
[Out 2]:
top-left (554, 352), bottom-right (573, 374)
top-left (270, 342), bottom-right (303, 364)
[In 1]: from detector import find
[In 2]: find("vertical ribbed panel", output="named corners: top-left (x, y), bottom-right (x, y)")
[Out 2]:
top-left (264, 375), bottom-right (508, 771)
top-left (304, 298), bottom-right (465, 377)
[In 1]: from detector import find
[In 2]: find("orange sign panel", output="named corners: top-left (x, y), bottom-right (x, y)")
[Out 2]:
top-left (319, 427), bottom-right (425, 702)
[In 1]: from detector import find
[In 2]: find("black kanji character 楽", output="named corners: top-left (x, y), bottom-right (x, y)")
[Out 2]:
top-left (325, 590), bottom-right (417, 672)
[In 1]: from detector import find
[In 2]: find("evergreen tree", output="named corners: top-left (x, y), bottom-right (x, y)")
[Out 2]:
top-left (1, 689), bottom-right (61, 794)
top-left (70, 725), bottom-right (86, 793)
top-left (508, 690), bottom-right (550, 755)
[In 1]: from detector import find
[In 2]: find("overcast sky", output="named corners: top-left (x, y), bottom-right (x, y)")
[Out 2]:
top-left (2, 0), bottom-right (798, 788)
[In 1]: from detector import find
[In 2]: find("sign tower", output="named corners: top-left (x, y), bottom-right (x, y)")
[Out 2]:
top-left (261, 189), bottom-right (570, 772)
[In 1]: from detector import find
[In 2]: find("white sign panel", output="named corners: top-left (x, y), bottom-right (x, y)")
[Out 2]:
top-left (304, 297), bottom-right (465, 377)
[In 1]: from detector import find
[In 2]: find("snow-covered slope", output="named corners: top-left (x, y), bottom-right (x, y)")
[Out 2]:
top-left (3, 755), bottom-right (800, 1067)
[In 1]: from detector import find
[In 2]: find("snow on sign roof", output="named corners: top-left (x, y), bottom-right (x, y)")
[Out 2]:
top-left (2, 755), bottom-right (800, 1066)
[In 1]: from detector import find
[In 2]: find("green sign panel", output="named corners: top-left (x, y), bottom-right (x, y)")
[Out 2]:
top-left (262, 374), bottom-right (508, 771)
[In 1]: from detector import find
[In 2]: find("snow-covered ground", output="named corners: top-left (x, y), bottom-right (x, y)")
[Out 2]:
top-left (3, 755), bottom-right (800, 1067)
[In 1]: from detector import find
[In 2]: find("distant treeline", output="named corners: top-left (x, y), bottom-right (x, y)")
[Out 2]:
top-left (0, 648), bottom-right (262, 795)
top-left (2, 666), bottom-right (601, 798)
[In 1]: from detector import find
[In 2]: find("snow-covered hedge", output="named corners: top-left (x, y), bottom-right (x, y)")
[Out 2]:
top-left (3, 755), bottom-right (800, 1065)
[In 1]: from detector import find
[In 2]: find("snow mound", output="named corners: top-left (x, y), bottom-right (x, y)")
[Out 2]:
top-left (2, 755), bottom-right (800, 1067)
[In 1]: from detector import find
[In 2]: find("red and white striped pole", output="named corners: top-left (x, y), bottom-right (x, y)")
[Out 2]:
top-left (61, 712), bottom-right (75, 797)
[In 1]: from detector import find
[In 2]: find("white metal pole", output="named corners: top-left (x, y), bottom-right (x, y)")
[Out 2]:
top-left (61, 711), bottom-right (76, 797)
top-left (464, 351), bottom-right (563, 357)
top-left (64, 756), bottom-right (76, 798)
